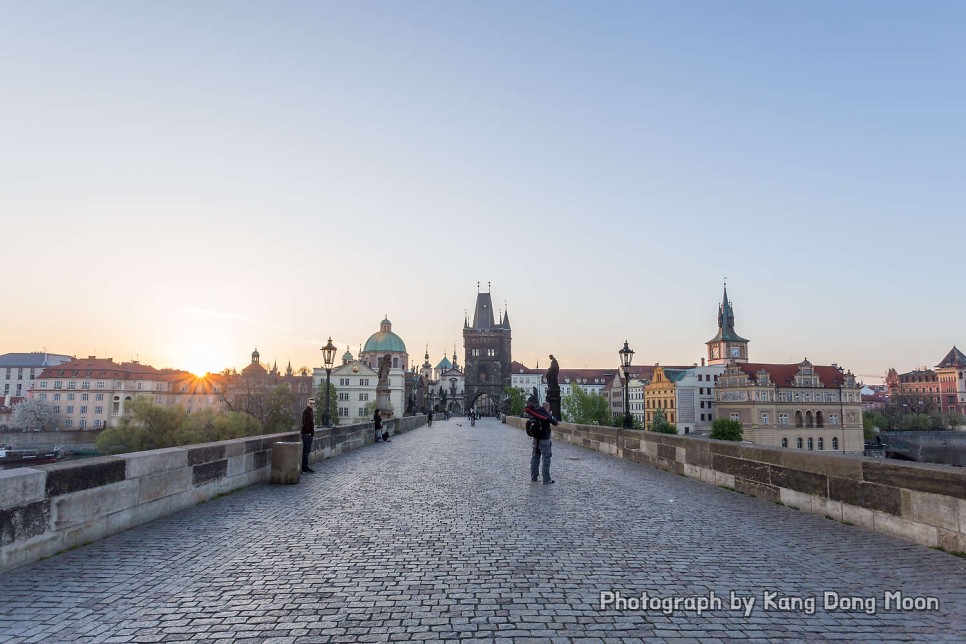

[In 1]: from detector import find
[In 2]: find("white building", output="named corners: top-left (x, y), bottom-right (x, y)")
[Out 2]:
top-left (673, 364), bottom-right (725, 435)
top-left (1, 352), bottom-right (73, 403)
top-left (33, 357), bottom-right (171, 430)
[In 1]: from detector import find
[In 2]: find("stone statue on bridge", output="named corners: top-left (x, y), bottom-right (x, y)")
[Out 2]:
top-left (377, 354), bottom-right (391, 388)
top-left (546, 354), bottom-right (561, 420)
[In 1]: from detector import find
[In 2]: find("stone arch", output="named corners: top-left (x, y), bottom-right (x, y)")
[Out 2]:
top-left (805, 411), bottom-right (814, 428)
top-left (816, 411), bottom-right (824, 428)
top-left (795, 411), bottom-right (804, 428)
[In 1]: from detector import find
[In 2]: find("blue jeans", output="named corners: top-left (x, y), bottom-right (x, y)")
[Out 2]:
top-left (301, 434), bottom-right (313, 470)
top-left (531, 438), bottom-right (552, 482)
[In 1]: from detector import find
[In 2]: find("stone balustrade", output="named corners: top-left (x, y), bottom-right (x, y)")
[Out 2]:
top-left (507, 416), bottom-right (966, 553)
top-left (0, 416), bottom-right (426, 572)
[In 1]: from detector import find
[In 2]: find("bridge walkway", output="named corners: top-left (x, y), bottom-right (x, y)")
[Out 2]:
top-left (1, 417), bottom-right (964, 642)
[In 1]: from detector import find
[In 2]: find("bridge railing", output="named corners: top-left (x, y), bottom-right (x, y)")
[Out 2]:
top-left (506, 416), bottom-right (966, 553)
top-left (0, 416), bottom-right (427, 573)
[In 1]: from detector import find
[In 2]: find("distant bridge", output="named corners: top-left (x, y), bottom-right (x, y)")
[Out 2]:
top-left (881, 430), bottom-right (966, 466)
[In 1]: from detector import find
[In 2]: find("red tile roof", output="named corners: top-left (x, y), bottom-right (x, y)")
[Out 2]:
top-left (734, 362), bottom-right (849, 388)
top-left (37, 357), bottom-right (166, 380)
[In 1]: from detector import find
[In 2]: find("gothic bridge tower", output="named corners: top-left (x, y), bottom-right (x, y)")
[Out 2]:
top-left (463, 285), bottom-right (511, 414)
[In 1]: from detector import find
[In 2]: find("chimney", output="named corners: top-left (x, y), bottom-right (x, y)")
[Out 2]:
top-left (701, 358), bottom-right (705, 367)
top-left (88, 356), bottom-right (96, 360)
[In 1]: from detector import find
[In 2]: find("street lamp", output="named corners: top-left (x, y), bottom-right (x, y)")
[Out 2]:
top-left (619, 340), bottom-right (635, 429)
top-left (321, 337), bottom-right (337, 427)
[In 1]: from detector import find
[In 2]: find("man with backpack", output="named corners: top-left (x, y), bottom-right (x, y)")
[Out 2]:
top-left (528, 401), bottom-right (558, 484)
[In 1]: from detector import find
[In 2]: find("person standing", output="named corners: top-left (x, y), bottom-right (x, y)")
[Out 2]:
top-left (531, 401), bottom-right (558, 484)
top-left (301, 398), bottom-right (316, 473)
top-left (374, 409), bottom-right (390, 442)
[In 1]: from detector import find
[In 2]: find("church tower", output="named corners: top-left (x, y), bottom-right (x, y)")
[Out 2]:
top-left (706, 284), bottom-right (749, 365)
top-left (463, 284), bottom-right (511, 414)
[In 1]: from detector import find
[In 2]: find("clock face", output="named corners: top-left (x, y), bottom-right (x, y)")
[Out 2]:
top-left (730, 347), bottom-right (741, 358)
top-left (351, 366), bottom-right (360, 373)
top-left (711, 346), bottom-right (720, 359)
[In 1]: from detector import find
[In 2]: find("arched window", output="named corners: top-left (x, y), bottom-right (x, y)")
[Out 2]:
top-left (781, 438), bottom-right (788, 448)
top-left (796, 437), bottom-right (803, 449)
top-left (832, 437), bottom-right (839, 450)
top-left (795, 411), bottom-right (804, 428)
top-left (818, 437), bottom-right (824, 450)
top-left (816, 411), bottom-right (824, 428)
top-left (807, 437), bottom-right (814, 450)
top-left (805, 411), bottom-right (814, 428)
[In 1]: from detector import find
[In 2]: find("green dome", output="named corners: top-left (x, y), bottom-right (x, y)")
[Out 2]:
top-left (363, 318), bottom-right (407, 354)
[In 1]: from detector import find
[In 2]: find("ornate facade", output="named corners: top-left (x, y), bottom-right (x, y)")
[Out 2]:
top-left (886, 346), bottom-right (966, 415)
top-left (715, 359), bottom-right (864, 453)
top-left (706, 285), bottom-right (749, 365)
top-left (463, 288), bottom-right (511, 415)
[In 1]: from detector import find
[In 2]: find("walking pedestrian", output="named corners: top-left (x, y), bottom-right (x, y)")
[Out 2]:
top-left (530, 401), bottom-right (558, 484)
top-left (301, 398), bottom-right (316, 473)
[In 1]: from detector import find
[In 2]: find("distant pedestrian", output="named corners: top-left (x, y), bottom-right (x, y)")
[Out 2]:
top-left (301, 398), bottom-right (316, 473)
top-left (374, 409), bottom-right (390, 442)
top-left (530, 401), bottom-right (558, 484)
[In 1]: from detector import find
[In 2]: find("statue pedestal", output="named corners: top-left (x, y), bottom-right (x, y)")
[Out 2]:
top-left (377, 387), bottom-right (392, 417)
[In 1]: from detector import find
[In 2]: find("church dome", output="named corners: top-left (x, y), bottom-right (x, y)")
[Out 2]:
top-left (363, 318), bottom-right (407, 354)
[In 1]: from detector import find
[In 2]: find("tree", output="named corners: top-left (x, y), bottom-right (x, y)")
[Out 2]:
top-left (562, 386), bottom-right (611, 425)
top-left (862, 411), bottom-right (891, 439)
top-left (899, 413), bottom-right (932, 431)
top-left (504, 387), bottom-right (526, 416)
top-left (945, 411), bottom-right (966, 429)
top-left (709, 418), bottom-right (743, 441)
top-left (314, 380), bottom-right (339, 426)
top-left (13, 398), bottom-right (60, 432)
top-left (265, 385), bottom-right (299, 433)
top-left (649, 409), bottom-right (677, 434)
top-left (96, 399), bottom-right (263, 454)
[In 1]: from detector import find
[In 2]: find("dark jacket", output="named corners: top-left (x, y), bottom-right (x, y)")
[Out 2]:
top-left (374, 411), bottom-right (383, 430)
top-left (301, 406), bottom-right (315, 436)
top-left (535, 413), bottom-right (558, 441)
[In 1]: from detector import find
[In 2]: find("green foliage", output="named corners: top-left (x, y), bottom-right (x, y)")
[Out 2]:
top-left (265, 385), bottom-right (299, 433)
top-left (649, 409), bottom-right (677, 434)
top-left (862, 410), bottom-right (891, 439)
top-left (562, 385), bottom-right (611, 425)
top-left (946, 412), bottom-right (966, 428)
top-left (709, 418), bottom-right (743, 441)
top-left (95, 398), bottom-right (264, 454)
top-left (314, 381), bottom-right (339, 426)
top-left (504, 387), bottom-right (527, 416)
top-left (610, 414), bottom-right (643, 430)
top-left (899, 413), bottom-right (932, 431)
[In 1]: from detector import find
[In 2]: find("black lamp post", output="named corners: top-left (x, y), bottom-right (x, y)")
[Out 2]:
top-left (619, 340), bottom-right (635, 429)
top-left (321, 337), bottom-right (337, 427)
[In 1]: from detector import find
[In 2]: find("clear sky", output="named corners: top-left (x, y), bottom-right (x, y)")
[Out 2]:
top-left (3, 1), bottom-right (964, 381)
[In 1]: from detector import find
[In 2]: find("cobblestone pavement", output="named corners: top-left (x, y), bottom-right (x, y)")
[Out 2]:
top-left (2, 417), bottom-right (965, 643)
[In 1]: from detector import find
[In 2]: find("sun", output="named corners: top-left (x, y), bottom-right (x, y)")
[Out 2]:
top-left (173, 342), bottom-right (225, 378)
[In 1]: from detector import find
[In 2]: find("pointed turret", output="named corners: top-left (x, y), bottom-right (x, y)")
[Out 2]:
top-left (936, 346), bottom-right (966, 369)
top-left (471, 291), bottom-right (495, 329)
top-left (706, 283), bottom-right (749, 364)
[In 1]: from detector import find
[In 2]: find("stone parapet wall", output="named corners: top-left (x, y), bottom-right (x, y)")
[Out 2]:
top-left (0, 416), bottom-right (426, 572)
top-left (507, 416), bottom-right (966, 552)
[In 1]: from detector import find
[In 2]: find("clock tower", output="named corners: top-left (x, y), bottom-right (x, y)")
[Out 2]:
top-left (706, 284), bottom-right (749, 365)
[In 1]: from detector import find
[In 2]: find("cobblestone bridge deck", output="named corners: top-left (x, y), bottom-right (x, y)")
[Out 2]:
top-left (2, 418), bottom-right (965, 642)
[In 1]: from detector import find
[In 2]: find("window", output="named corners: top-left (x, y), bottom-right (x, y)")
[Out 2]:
top-left (67, 393), bottom-right (75, 401)
top-left (779, 413), bottom-right (788, 425)
top-left (339, 392), bottom-right (349, 401)
top-left (95, 393), bottom-right (104, 401)
top-left (796, 437), bottom-right (803, 449)
top-left (82, 381), bottom-right (90, 389)
top-left (339, 378), bottom-right (349, 386)
top-left (80, 406), bottom-right (88, 414)
top-left (761, 413), bottom-right (769, 425)
top-left (358, 407), bottom-right (365, 416)
top-left (829, 414), bottom-right (838, 425)
top-left (137, 382), bottom-right (143, 390)
top-left (65, 419), bottom-right (72, 428)
top-left (39, 381), bottom-right (47, 389)
top-left (79, 419), bottom-right (87, 428)
top-left (97, 381), bottom-right (105, 389)
top-left (38, 393), bottom-right (47, 400)
top-left (53, 393), bottom-right (61, 401)
top-left (66, 406), bottom-right (74, 414)
top-left (730, 413), bottom-right (740, 422)
top-left (94, 420), bottom-right (102, 428)
top-left (95, 406), bottom-right (103, 414)
top-left (68, 381), bottom-right (76, 389)
top-left (781, 438), bottom-right (788, 447)
top-left (487, 348), bottom-right (496, 357)
top-left (53, 405), bottom-right (60, 413)
top-left (832, 437), bottom-right (839, 450)
top-left (358, 393), bottom-right (369, 401)
top-left (808, 438), bottom-right (814, 450)
top-left (818, 437), bottom-right (824, 450)
top-left (81, 393), bottom-right (89, 401)
top-left (156, 396), bottom-right (163, 403)
top-left (360, 378), bottom-right (369, 386)
top-left (338, 407), bottom-right (349, 417)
